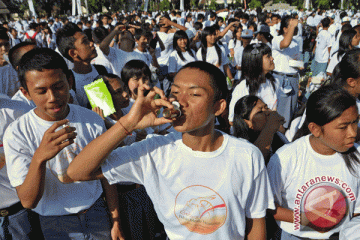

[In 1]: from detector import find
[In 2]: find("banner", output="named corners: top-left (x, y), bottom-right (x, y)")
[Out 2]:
top-left (28, 0), bottom-right (37, 18)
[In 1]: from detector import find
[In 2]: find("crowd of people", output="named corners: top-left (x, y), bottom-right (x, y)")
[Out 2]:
top-left (1, 5), bottom-right (360, 240)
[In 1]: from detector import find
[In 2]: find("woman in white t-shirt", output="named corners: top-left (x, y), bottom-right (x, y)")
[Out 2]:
top-left (196, 26), bottom-right (234, 84)
top-left (327, 29), bottom-right (360, 76)
top-left (228, 25), bottom-right (243, 59)
top-left (268, 85), bottom-right (360, 240)
top-left (168, 30), bottom-right (197, 79)
top-left (229, 43), bottom-right (278, 124)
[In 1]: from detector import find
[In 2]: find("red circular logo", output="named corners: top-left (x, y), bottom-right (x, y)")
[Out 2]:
top-left (302, 184), bottom-right (348, 230)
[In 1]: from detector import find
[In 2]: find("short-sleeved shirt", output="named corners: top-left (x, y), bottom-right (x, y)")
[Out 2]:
top-left (314, 29), bottom-right (332, 63)
top-left (4, 104), bottom-right (104, 216)
top-left (272, 35), bottom-right (301, 74)
top-left (102, 132), bottom-right (275, 239)
top-left (196, 45), bottom-right (229, 73)
top-left (168, 50), bottom-right (197, 73)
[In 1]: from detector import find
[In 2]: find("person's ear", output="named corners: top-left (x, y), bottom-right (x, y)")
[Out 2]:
top-left (20, 86), bottom-right (32, 101)
top-left (66, 70), bottom-right (74, 90)
top-left (308, 122), bottom-right (322, 138)
top-left (68, 48), bottom-right (77, 60)
top-left (346, 78), bottom-right (357, 88)
top-left (214, 99), bottom-right (227, 117)
top-left (244, 119), bottom-right (253, 129)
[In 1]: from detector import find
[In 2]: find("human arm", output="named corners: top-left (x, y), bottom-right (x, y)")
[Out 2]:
top-left (253, 111), bottom-right (285, 161)
top-left (159, 17), bottom-right (187, 31)
top-left (223, 64), bottom-right (233, 85)
top-left (246, 217), bottom-right (266, 240)
top-left (280, 19), bottom-right (298, 49)
top-left (101, 179), bottom-right (125, 240)
top-left (218, 21), bottom-right (238, 39)
top-left (13, 120), bottom-right (77, 209)
top-left (67, 86), bottom-right (174, 181)
top-left (100, 25), bottom-right (123, 56)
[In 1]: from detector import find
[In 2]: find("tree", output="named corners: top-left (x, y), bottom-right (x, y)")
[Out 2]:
top-left (248, 0), bottom-right (262, 8)
top-left (315, 0), bottom-right (330, 8)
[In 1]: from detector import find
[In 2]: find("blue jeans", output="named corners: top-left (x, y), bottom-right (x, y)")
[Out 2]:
top-left (39, 198), bottom-right (111, 240)
top-left (311, 60), bottom-right (328, 76)
top-left (0, 208), bottom-right (32, 240)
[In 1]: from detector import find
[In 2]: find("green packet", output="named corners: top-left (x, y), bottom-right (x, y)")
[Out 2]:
top-left (84, 78), bottom-right (116, 117)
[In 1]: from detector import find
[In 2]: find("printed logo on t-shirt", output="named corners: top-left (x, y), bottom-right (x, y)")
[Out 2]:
top-left (293, 176), bottom-right (355, 232)
top-left (174, 185), bottom-right (227, 235)
top-left (47, 142), bottom-right (83, 183)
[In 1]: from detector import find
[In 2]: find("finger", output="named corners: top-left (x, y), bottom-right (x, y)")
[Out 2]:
top-left (152, 99), bottom-right (174, 110)
top-left (152, 86), bottom-right (167, 100)
top-left (52, 126), bottom-right (77, 141)
top-left (47, 119), bottom-right (70, 133)
top-left (57, 138), bottom-right (75, 150)
top-left (53, 131), bottom-right (77, 145)
top-left (137, 84), bottom-right (151, 99)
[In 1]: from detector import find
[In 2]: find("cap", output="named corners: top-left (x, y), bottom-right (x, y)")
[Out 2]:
top-left (255, 24), bottom-right (270, 34)
top-left (241, 29), bottom-right (253, 39)
top-left (342, 16), bottom-right (351, 23)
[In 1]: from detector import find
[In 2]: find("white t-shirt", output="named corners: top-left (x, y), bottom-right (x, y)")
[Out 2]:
top-left (134, 48), bottom-right (153, 67)
top-left (314, 29), bottom-right (332, 63)
top-left (102, 131), bottom-right (275, 240)
top-left (196, 45), bottom-right (229, 73)
top-left (0, 64), bottom-right (20, 98)
top-left (340, 216), bottom-right (360, 240)
top-left (3, 104), bottom-right (104, 216)
top-left (156, 32), bottom-right (175, 66)
top-left (228, 79), bottom-right (278, 122)
top-left (91, 45), bottom-right (115, 74)
top-left (272, 35), bottom-right (301, 74)
top-left (267, 135), bottom-right (360, 239)
top-left (168, 50), bottom-right (197, 73)
top-left (234, 45), bottom-right (244, 80)
top-left (106, 47), bottom-right (145, 76)
top-left (228, 39), bottom-right (242, 51)
top-left (71, 65), bottom-right (100, 107)
top-left (0, 98), bottom-right (30, 209)
top-left (327, 52), bottom-right (343, 74)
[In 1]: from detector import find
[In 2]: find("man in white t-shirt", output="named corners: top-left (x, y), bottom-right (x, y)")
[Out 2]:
top-left (99, 25), bottom-right (147, 77)
top-left (312, 17), bottom-right (332, 76)
top-left (3, 48), bottom-right (123, 240)
top-left (68, 61), bottom-right (275, 240)
top-left (56, 23), bottom-right (107, 108)
top-left (0, 96), bottom-right (37, 239)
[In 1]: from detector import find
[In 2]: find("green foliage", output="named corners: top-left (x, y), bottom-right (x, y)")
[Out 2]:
top-left (88, 0), bottom-right (104, 13)
top-left (159, 0), bottom-right (171, 11)
top-left (315, 0), bottom-right (330, 9)
top-left (208, 0), bottom-right (217, 10)
top-left (190, 0), bottom-right (198, 9)
top-left (248, 0), bottom-right (262, 8)
top-left (233, 0), bottom-right (242, 8)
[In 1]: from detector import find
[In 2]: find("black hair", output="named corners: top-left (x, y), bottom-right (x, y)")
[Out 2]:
top-left (29, 22), bottom-right (38, 30)
top-left (233, 95), bottom-right (259, 141)
top-left (232, 25), bottom-right (243, 46)
top-left (321, 17), bottom-right (331, 28)
top-left (247, 21), bottom-right (257, 32)
top-left (279, 15), bottom-right (292, 36)
top-left (293, 85), bottom-right (360, 176)
top-left (334, 29), bottom-right (358, 60)
top-left (258, 12), bottom-right (269, 25)
top-left (92, 27), bottom-right (108, 44)
top-left (331, 48), bottom-right (360, 88)
top-left (18, 48), bottom-right (69, 92)
top-left (193, 22), bottom-right (203, 31)
top-left (197, 14), bottom-right (205, 21)
top-left (120, 59), bottom-right (151, 86)
top-left (200, 26), bottom-right (222, 65)
top-left (0, 28), bottom-right (9, 41)
top-left (56, 22), bottom-right (82, 62)
top-left (134, 28), bottom-right (151, 41)
top-left (178, 61), bottom-right (228, 102)
top-left (173, 30), bottom-right (195, 61)
top-left (241, 43), bottom-right (275, 95)
top-left (8, 42), bottom-right (37, 69)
